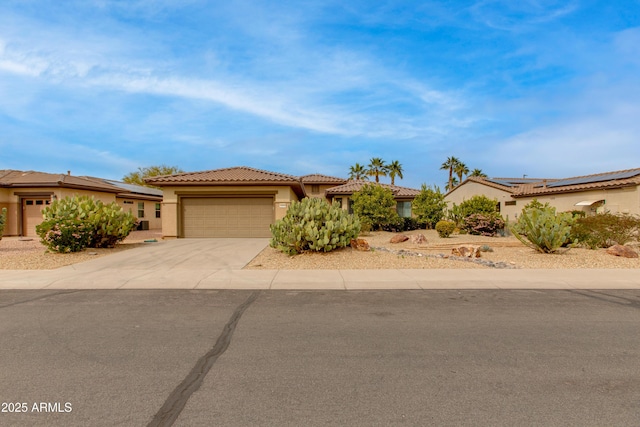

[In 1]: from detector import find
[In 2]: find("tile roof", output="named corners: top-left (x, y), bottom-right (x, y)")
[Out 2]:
top-left (325, 180), bottom-right (420, 197)
top-left (299, 174), bottom-right (346, 184)
top-left (512, 167), bottom-right (640, 197)
top-left (145, 166), bottom-right (301, 184)
top-left (455, 168), bottom-right (640, 198)
top-left (0, 170), bottom-right (122, 193)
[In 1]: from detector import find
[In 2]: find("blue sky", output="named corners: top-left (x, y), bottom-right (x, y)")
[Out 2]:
top-left (1, 0), bottom-right (639, 189)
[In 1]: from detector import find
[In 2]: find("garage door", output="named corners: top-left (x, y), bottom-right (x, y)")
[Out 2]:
top-left (23, 198), bottom-right (50, 237)
top-left (181, 197), bottom-right (274, 238)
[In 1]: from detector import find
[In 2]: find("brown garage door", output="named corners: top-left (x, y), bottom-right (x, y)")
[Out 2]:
top-left (181, 197), bottom-right (274, 238)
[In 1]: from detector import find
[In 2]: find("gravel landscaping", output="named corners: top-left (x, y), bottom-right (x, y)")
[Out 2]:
top-left (246, 229), bottom-right (640, 270)
top-left (0, 230), bottom-right (162, 270)
top-left (2, 229), bottom-right (639, 270)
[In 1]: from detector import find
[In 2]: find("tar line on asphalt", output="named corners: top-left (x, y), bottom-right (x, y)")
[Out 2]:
top-left (147, 291), bottom-right (261, 427)
top-left (0, 290), bottom-right (83, 309)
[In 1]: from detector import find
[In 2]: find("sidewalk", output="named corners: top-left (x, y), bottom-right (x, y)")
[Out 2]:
top-left (1, 267), bottom-right (639, 290)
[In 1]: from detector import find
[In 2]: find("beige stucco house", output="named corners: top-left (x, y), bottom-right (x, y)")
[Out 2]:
top-left (0, 170), bottom-right (163, 237)
top-left (146, 167), bottom-right (421, 238)
top-left (445, 168), bottom-right (640, 222)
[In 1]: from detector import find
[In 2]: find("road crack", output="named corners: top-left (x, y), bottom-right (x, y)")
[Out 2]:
top-left (147, 291), bottom-right (260, 427)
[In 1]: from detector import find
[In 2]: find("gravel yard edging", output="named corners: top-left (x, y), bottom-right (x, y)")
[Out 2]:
top-left (370, 246), bottom-right (517, 269)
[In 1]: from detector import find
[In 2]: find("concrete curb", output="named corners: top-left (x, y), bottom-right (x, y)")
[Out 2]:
top-left (1, 268), bottom-right (638, 290)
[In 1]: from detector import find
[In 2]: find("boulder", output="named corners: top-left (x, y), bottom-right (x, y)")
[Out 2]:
top-left (390, 234), bottom-right (409, 243)
top-left (350, 238), bottom-right (370, 251)
top-left (606, 245), bottom-right (638, 258)
top-left (409, 234), bottom-right (428, 245)
top-left (451, 245), bottom-right (481, 258)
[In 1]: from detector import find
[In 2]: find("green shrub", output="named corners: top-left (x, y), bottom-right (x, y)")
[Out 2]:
top-left (381, 217), bottom-right (421, 232)
top-left (455, 195), bottom-right (499, 220)
top-left (570, 212), bottom-right (640, 249)
top-left (351, 183), bottom-right (398, 230)
top-left (36, 196), bottom-right (137, 253)
top-left (412, 185), bottom-right (447, 229)
top-left (511, 205), bottom-right (574, 253)
top-left (0, 207), bottom-right (7, 240)
top-left (461, 213), bottom-right (505, 236)
top-left (435, 220), bottom-right (456, 238)
top-left (270, 198), bottom-right (360, 255)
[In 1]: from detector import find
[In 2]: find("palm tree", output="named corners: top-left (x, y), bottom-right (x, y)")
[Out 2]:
top-left (367, 157), bottom-right (388, 183)
top-left (470, 168), bottom-right (487, 178)
top-left (440, 156), bottom-right (460, 191)
top-left (348, 163), bottom-right (369, 181)
top-left (454, 161), bottom-right (469, 186)
top-left (387, 160), bottom-right (404, 185)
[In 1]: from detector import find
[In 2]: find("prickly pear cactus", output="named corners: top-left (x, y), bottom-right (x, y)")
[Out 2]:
top-left (270, 198), bottom-right (361, 255)
top-left (36, 195), bottom-right (137, 252)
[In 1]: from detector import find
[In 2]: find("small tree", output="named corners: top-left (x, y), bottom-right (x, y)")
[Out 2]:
top-left (454, 195), bottom-right (499, 219)
top-left (351, 183), bottom-right (398, 230)
top-left (412, 184), bottom-right (447, 229)
top-left (123, 165), bottom-right (184, 187)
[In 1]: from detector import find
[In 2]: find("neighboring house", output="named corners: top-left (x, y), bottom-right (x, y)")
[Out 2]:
top-left (0, 170), bottom-right (163, 237)
top-left (147, 166), bottom-right (421, 238)
top-left (300, 174), bottom-right (347, 201)
top-left (325, 180), bottom-right (420, 218)
top-left (445, 168), bottom-right (640, 221)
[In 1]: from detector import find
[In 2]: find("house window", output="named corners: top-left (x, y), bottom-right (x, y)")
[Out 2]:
top-left (335, 198), bottom-right (343, 208)
top-left (155, 203), bottom-right (161, 218)
top-left (396, 201), bottom-right (412, 218)
top-left (505, 200), bottom-right (516, 206)
top-left (26, 200), bottom-right (34, 205)
top-left (311, 184), bottom-right (320, 193)
top-left (348, 199), bottom-right (354, 214)
top-left (35, 200), bottom-right (44, 205)
top-left (138, 202), bottom-right (145, 218)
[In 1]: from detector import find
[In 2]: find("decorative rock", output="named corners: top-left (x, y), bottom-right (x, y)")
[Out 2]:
top-left (451, 245), bottom-right (481, 258)
top-left (409, 234), bottom-right (428, 245)
top-left (606, 245), bottom-right (638, 258)
top-left (390, 234), bottom-right (409, 243)
top-left (350, 238), bottom-right (370, 251)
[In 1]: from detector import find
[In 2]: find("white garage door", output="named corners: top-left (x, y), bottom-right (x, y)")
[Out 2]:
top-left (181, 197), bottom-right (274, 238)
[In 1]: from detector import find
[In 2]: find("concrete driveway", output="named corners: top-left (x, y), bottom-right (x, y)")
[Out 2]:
top-left (63, 238), bottom-right (270, 271)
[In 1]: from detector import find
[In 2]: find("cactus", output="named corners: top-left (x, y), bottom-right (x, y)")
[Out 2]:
top-left (36, 196), bottom-right (137, 252)
top-left (510, 205), bottom-right (574, 253)
top-left (0, 207), bottom-right (7, 241)
top-left (270, 198), bottom-right (361, 255)
top-left (435, 220), bottom-right (455, 238)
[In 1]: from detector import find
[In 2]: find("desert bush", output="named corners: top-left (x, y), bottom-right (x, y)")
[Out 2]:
top-left (461, 213), bottom-right (505, 237)
top-left (36, 196), bottom-right (137, 253)
top-left (511, 205), bottom-right (574, 253)
top-left (412, 185), bottom-right (447, 228)
top-left (435, 220), bottom-right (456, 238)
top-left (0, 207), bottom-right (7, 240)
top-left (570, 212), bottom-right (640, 249)
top-left (381, 217), bottom-right (421, 232)
top-left (270, 198), bottom-right (360, 255)
top-left (351, 183), bottom-right (398, 230)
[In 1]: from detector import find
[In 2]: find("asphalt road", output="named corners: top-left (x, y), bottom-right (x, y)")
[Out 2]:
top-left (1, 289), bottom-right (639, 426)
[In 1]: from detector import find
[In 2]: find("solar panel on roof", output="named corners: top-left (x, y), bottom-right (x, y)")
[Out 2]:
top-left (485, 179), bottom-right (514, 187)
top-left (546, 170), bottom-right (640, 188)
